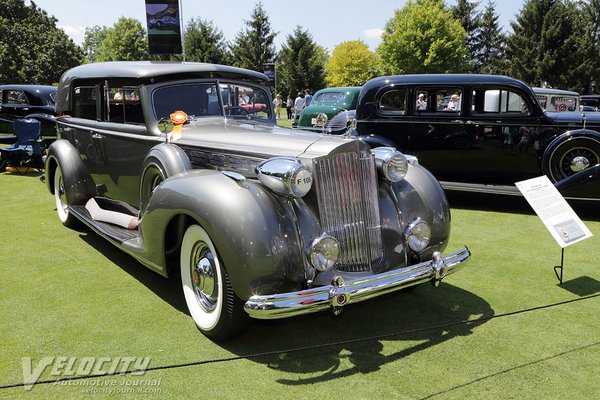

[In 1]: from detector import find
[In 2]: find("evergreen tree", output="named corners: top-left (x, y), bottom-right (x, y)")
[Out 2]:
top-left (182, 18), bottom-right (230, 64)
top-left (578, 0), bottom-right (600, 93)
top-left (506, 0), bottom-right (586, 91)
top-left (377, 0), bottom-right (469, 75)
top-left (230, 2), bottom-right (277, 71)
top-left (0, 0), bottom-right (83, 84)
top-left (452, 0), bottom-right (481, 70)
top-left (325, 40), bottom-right (378, 87)
top-left (473, 1), bottom-right (505, 74)
top-left (96, 17), bottom-right (149, 62)
top-left (276, 26), bottom-right (326, 98)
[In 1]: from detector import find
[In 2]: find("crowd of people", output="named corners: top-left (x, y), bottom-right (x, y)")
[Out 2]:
top-left (274, 89), bottom-right (313, 120)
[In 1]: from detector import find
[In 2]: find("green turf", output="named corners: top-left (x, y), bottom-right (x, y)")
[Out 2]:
top-left (1, 172), bottom-right (599, 399)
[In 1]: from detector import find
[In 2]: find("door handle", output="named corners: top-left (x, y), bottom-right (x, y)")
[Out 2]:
top-left (92, 133), bottom-right (104, 139)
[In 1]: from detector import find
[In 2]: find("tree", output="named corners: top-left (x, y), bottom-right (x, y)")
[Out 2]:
top-left (325, 40), bottom-right (378, 87)
top-left (505, 0), bottom-right (585, 91)
top-left (377, 0), bottom-right (469, 75)
top-left (182, 18), bottom-right (230, 64)
top-left (0, 0), bottom-right (83, 84)
top-left (472, 1), bottom-right (506, 74)
top-left (96, 17), bottom-right (149, 61)
top-left (452, 0), bottom-right (481, 70)
top-left (276, 26), bottom-right (327, 97)
top-left (229, 2), bottom-right (277, 71)
top-left (82, 25), bottom-right (108, 63)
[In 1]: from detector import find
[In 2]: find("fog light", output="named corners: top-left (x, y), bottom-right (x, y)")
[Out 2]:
top-left (404, 218), bottom-right (431, 253)
top-left (309, 235), bottom-right (339, 271)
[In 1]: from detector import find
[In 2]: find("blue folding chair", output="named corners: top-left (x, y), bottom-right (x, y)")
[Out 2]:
top-left (0, 118), bottom-right (43, 173)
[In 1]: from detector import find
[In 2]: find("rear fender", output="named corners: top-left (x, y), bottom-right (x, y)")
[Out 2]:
top-left (45, 139), bottom-right (95, 205)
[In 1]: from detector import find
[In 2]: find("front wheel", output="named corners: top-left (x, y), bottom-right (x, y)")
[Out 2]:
top-left (180, 224), bottom-right (248, 340)
top-left (545, 136), bottom-right (600, 182)
top-left (54, 164), bottom-right (79, 227)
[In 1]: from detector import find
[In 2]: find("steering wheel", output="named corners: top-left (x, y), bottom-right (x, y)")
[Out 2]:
top-left (226, 106), bottom-right (249, 116)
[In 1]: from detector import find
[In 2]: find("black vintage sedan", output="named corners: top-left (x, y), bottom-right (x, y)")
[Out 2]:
top-left (352, 74), bottom-right (600, 201)
top-left (0, 84), bottom-right (58, 140)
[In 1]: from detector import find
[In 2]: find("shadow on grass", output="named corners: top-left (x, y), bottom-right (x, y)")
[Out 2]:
top-left (559, 276), bottom-right (600, 296)
top-left (78, 230), bottom-right (188, 314)
top-left (76, 225), bottom-right (493, 385)
top-left (446, 191), bottom-right (599, 221)
top-left (221, 283), bottom-right (494, 385)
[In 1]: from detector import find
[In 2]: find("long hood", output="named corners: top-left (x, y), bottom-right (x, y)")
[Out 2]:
top-left (545, 111), bottom-right (600, 126)
top-left (172, 118), bottom-right (359, 161)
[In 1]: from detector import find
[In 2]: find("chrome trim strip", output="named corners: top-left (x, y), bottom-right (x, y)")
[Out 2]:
top-left (244, 246), bottom-right (470, 319)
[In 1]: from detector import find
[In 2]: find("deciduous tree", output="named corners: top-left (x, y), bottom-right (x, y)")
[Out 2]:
top-left (0, 0), bottom-right (83, 84)
top-left (96, 17), bottom-right (149, 62)
top-left (325, 40), bottom-right (378, 87)
top-left (377, 0), bottom-right (469, 75)
top-left (82, 25), bottom-right (108, 64)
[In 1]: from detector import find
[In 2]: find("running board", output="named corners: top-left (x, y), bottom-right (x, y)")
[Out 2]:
top-left (69, 205), bottom-right (140, 244)
top-left (440, 181), bottom-right (522, 196)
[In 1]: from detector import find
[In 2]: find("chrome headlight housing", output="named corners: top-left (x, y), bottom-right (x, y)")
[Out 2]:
top-left (256, 157), bottom-right (313, 198)
top-left (309, 235), bottom-right (340, 271)
top-left (372, 147), bottom-right (408, 182)
top-left (404, 218), bottom-right (431, 253)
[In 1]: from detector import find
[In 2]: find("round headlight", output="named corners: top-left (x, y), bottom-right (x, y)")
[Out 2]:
top-left (309, 235), bottom-right (340, 272)
top-left (372, 147), bottom-right (408, 182)
top-left (256, 158), bottom-right (313, 198)
top-left (404, 218), bottom-right (431, 253)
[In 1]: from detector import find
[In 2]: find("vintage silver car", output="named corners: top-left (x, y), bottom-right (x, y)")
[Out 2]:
top-left (44, 62), bottom-right (470, 340)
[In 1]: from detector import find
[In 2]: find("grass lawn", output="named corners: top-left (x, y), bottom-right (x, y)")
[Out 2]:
top-left (1, 172), bottom-right (599, 399)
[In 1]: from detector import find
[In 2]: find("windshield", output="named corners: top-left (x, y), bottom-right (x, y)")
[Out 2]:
top-left (313, 92), bottom-right (348, 106)
top-left (153, 83), bottom-right (221, 120)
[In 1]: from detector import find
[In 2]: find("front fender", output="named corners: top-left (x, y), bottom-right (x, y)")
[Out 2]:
top-left (555, 163), bottom-right (600, 200)
top-left (45, 139), bottom-right (95, 205)
top-left (391, 162), bottom-right (451, 259)
top-left (140, 170), bottom-right (307, 300)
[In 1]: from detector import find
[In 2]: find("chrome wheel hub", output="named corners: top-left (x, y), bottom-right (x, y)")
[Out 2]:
top-left (190, 243), bottom-right (218, 312)
top-left (570, 156), bottom-right (590, 172)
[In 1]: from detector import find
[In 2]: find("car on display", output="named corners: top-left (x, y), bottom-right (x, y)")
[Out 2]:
top-left (295, 87), bottom-right (361, 133)
top-left (44, 62), bottom-right (470, 340)
top-left (351, 74), bottom-right (600, 201)
top-left (580, 94), bottom-right (600, 111)
top-left (532, 87), bottom-right (580, 112)
top-left (0, 84), bottom-right (58, 141)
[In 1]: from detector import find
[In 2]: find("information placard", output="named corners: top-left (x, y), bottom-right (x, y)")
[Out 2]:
top-left (515, 176), bottom-right (593, 248)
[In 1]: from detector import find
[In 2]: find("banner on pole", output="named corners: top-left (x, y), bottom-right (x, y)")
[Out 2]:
top-left (145, 0), bottom-right (182, 54)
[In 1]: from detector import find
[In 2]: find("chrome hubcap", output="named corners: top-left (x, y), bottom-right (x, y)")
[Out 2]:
top-left (570, 156), bottom-right (590, 172)
top-left (190, 243), bottom-right (218, 312)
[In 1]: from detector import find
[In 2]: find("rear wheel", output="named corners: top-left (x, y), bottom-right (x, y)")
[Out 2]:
top-left (54, 164), bottom-right (79, 227)
top-left (180, 224), bottom-right (248, 340)
top-left (546, 137), bottom-right (600, 182)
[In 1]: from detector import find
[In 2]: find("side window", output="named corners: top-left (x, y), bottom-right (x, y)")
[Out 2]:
top-left (73, 86), bottom-right (99, 120)
top-left (472, 88), bottom-right (529, 115)
top-left (6, 90), bottom-right (29, 105)
top-left (379, 89), bottom-right (407, 114)
top-left (435, 88), bottom-right (462, 112)
top-left (108, 86), bottom-right (143, 124)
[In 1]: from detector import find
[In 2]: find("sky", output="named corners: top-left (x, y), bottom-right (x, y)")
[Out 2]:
top-left (28, 0), bottom-right (523, 52)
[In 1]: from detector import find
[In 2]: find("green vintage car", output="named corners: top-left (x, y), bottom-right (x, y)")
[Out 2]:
top-left (296, 87), bottom-right (361, 133)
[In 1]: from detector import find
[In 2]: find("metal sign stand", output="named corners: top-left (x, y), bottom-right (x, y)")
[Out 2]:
top-left (553, 247), bottom-right (565, 284)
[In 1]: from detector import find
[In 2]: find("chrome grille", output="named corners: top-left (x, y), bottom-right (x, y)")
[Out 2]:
top-left (314, 150), bottom-right (383, 272)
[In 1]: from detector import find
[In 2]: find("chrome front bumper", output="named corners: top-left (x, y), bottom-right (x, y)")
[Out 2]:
top-left (244, 246), bottom-right (471, 319)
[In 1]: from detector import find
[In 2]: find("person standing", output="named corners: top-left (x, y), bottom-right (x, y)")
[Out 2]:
top-left (286, 95), bottom-right (293, 120)
top-left (304, 89), bottom-right (313, 107)
top-left (273, 94), bottom-right (283, 119)
top-left (294, 92), bottom-right (304, 120)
